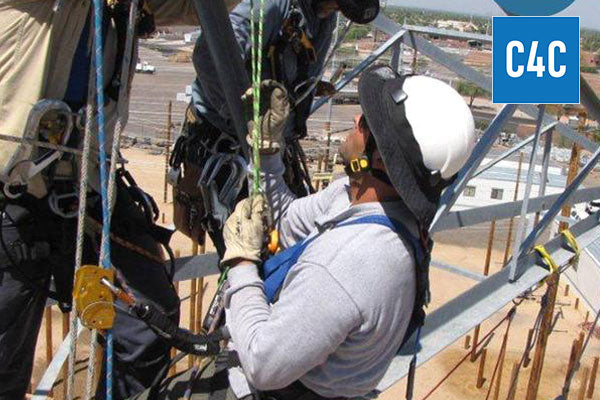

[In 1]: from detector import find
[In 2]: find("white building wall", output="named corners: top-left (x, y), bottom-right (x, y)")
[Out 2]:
top-left (453, 158), bottom-right (565, 211)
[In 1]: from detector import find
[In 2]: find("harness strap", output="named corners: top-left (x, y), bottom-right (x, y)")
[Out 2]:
top-left (262, 214), bottom-right (425, 303)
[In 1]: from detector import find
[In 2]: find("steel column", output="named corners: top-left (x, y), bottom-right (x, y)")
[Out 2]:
top-left (508, 105), bottom-right (546, 281)
top-left (535, 128), bottom-right (554, 225)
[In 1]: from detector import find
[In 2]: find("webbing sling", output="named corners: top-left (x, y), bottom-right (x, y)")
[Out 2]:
top-left (262, 214), bottom-right (425, 303)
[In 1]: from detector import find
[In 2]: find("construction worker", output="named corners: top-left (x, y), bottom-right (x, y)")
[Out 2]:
top-left (133, 65), bottom-right (476, 399)
top-left (0, 1), bottom-right (239, 399)
top-left (170, 0), bottom-right (380, 255)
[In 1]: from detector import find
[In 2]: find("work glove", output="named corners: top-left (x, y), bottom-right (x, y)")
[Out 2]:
top-left (221, 195), bottom-right (271, 268)
top-left (242, 80), bottom-right (290, 154)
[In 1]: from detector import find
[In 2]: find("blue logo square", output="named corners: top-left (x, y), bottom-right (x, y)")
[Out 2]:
top-left (493, 17), bottom-right (580, 104)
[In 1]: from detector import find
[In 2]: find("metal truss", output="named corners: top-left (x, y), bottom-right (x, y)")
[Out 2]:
top-left (375, 211), bottom-right (600, 393)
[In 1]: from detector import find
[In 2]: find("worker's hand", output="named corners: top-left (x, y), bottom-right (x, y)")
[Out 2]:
top-left (221, 195), bottom-right (271, 268)
top-left (242, 80), bottom-right (290, 154)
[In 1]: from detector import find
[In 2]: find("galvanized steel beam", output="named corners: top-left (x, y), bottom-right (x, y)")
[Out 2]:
top-left (473, 122), bottom-right (557, 179)
top-left (375, 211), bottom-right (600, 393)
top-left (401, 24), bottom-right (492, 43)
top-left (431, 260), bottom-right (485, 281)
top-left (434, 186), bottom-right (600, 232)
top-left (310, 28), bottom-right (407, 113)
top-left (512, 145), bottom-right (600, 280)
top-left (508, 106), bottom-right (545, 280)
top-left (32, 324), bottom-right (84, 399)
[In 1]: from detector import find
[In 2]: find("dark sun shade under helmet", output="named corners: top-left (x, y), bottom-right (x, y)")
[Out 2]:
top-left (358, 64), bottom-right (457, 229)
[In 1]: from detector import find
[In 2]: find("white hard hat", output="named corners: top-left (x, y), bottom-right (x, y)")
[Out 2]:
top-left (358, 65), bottom-right (476, 226)
top-left (403, 75), bottom-right (476, 179)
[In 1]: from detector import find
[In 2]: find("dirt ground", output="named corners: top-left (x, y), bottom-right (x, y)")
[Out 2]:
top-left (29, 147), bottom-right (600, 400)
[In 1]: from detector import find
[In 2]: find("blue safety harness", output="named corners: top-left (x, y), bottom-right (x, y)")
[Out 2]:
top-left (262, 214), bottom-right (425, 303)
top-left (261, 214), bottom-right (430, 400)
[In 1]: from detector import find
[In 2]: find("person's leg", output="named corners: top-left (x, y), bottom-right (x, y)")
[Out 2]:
top-left (0, 205), bottom-right (52, 400)
top-left (94, 186), bottom-right (180, 399)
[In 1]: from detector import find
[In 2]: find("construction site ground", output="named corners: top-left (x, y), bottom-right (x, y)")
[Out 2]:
top-left (31, 147), bottom-right (600, 400)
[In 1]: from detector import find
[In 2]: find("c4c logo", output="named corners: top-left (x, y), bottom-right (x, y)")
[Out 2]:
top-left (493, 0), bottom-right (576, 16)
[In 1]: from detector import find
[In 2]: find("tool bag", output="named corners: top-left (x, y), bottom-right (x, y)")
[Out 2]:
top-left (170, 107), bottom-right (246, 252)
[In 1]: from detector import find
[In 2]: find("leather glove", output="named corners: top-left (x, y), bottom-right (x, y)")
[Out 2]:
top-left (242, 80), bottom-right (290, 154)
top-left (221, 195), bottom-right (271, 268)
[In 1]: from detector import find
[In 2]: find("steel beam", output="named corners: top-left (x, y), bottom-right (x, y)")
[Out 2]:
top-left (473, 122), bottom-right (557, 178)
top-left (431, 260), bottom-right (485, 281)
top-left (310, 28), bottom-right (407, 113)
top-left (373, 15), bottom-right (598, 153)
top-left (430, 104), bottom-right (518, 231)
top-left (508, 106), bottom-right (545, 280)
top-left (402, 24), bottom-right (492, 43)
top-left (434, 187), bottom-right (600, 232)
top-left (174, 253), bottom-right (220, 282)
top-left (191, 0), bottom-right (250, 158)
top-left (32, 324), bottom-right (84, 399)
top-left (512, 145), bottom-right (600, 280)
top-left (375, 211), bottom-right (600, 393)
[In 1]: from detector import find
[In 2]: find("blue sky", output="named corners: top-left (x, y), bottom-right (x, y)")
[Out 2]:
top-left (388, 0), bottom-right (600, 30)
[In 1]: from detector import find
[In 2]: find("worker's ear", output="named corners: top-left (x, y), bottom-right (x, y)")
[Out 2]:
top-left (370, 148), bottom-right (386, 170)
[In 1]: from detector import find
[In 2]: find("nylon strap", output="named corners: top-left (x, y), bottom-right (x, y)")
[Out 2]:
top-left (561, 229), bottom-right (580, 260)
top-left (534, 245), bottom-right (559, 284)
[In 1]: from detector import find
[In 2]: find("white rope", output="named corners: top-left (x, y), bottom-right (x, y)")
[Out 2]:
top-left (84, 2), bottom-right (139, 398)
top-left (67, 35), bottom-right (98, 400)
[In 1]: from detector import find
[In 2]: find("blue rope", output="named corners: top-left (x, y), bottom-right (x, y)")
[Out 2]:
top-left (92, 0), bottom-right (113, 398)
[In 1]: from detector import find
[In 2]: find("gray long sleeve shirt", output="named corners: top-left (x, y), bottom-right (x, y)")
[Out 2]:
top-left (224, 154), bottom-right (418, 398)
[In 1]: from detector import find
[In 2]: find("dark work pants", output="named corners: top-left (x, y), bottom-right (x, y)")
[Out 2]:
top-left (0, 187), bottom-right (180, 400)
